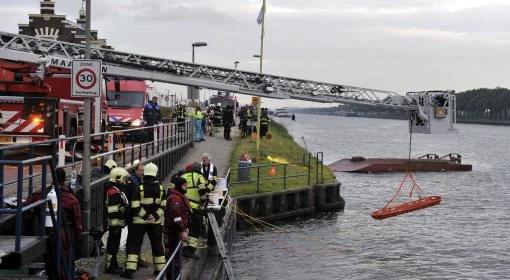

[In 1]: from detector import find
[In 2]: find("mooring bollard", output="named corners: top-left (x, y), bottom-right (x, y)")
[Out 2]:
top-left (57, 135), bottom-right (66, 167)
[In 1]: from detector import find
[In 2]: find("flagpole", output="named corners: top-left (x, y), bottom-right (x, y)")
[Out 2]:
top-left (256, 0), bottom-right (266, 156)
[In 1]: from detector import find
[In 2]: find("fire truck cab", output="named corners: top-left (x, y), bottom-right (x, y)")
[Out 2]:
top-left (106, 79), bottom-right (147, 130)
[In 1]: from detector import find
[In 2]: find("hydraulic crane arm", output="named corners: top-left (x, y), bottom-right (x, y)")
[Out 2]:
top-left (0, 31), bottom-right (457, 133)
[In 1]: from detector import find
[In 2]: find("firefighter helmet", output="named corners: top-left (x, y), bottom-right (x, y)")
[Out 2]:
top-left (104, 159), bottom-right (117, 170)
top-left (144, 162), bottom-right (158, 177)
top-left (109, 167), bottom-right (129, 183)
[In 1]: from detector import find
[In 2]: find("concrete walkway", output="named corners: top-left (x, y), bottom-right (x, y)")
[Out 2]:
top-left (85, 127), bottom-right (240, 280)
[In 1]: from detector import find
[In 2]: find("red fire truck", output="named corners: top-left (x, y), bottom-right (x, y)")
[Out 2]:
top-left (106, 79), bottom-right (147, 130)
top-left (0, 59), bottom-right (87, 144)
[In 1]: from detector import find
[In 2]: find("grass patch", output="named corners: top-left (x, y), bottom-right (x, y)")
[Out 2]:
top-left (228, 121), bottom-right (337, 196)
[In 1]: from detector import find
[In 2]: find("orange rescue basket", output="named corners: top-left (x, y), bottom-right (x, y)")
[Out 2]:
top-left (371, 171), bottom-right (442, 220)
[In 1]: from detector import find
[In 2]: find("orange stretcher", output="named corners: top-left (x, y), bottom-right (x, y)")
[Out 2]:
top-left (371, 171), bottom-right (442, 220)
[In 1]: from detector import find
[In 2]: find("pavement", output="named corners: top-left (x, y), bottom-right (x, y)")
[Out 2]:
top-left (79, 127), bottom-right (240, 280)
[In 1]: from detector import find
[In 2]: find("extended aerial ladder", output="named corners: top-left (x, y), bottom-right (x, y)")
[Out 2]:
top-left (0, 31), bottom-right (457, 134)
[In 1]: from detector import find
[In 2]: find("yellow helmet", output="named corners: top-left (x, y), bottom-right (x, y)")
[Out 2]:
top-left (104, 159), bottom-right (117, 170)
top-left (109, 167), bottom-right (129, 183)
top-left (144, 162), bottom-right (158, 177)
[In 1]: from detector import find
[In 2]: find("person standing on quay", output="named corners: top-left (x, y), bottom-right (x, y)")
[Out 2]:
top-left (164, 177), bottom-right (191, 280)
top-left (104, 167), bottom-right (130, 274)
top-left (143, 96), bottom-right (162, 127)
top-left (122, 163), bottom-right (166, 279)
top-left (181, 162), bottom-right (208, 258)
top-left (260, 108), bottom-right (270, 138)
top-left (222, 105), bottom-right (234, 141)
top-left (201, 152), bottom-right (218, 189)
top-left (192, 106), bottom-right (205, 142)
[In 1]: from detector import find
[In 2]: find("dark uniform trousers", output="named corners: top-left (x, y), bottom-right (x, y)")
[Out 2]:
top-left (105, 226), bottom-right (122, 268)
top-left (125, 224), bottom-right (165, 270)
top-left (125, 182), bottom-right (166, 273)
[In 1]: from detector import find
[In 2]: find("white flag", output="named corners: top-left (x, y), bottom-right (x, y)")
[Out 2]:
top-left (257, 2), bottom-right (266, 25)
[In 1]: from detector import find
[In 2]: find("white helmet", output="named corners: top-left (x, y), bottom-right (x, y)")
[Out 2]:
top-left (144, 162), bottom-right (158, 177)
top-left (109, 167), bottom-right (129, 183)
top-left (104, 159), bottom-right (117, 170)
top-left (217, 103), bottom-right (221, 107)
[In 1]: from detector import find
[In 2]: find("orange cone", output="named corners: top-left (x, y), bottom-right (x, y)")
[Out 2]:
top-left (269, 166), bottom-right (276, 176)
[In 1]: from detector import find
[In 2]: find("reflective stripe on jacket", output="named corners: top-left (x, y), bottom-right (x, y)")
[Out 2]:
top-left (131, 181), bottom-right (166, 224)
top-left (181, 171), bottom-right (207, 210)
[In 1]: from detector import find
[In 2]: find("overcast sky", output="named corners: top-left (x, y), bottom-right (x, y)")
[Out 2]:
top-left (1, 0), bottom-right (510, 107)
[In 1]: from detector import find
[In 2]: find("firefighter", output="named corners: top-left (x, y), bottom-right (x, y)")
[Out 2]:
top-left (201, 153), bottom-right (218, 189)
top-left (164, 177), bottom-right (191, 280)
top-left (260, 108), bottom-right (270, 138)
top-left (181, 162), bottom-right (208, 258)
top-left (104, 167), bottom-right (130, 274)
top-left (173, 103), bottom-right (187, 132)
top-left (143, 96), bottom-right (162, 127)
top-left (122, 162), bottom-right (166, 279)
top-left (222, 105), bottom-right (234, 141)
top-left (103, 159), bottom-right (117, 175)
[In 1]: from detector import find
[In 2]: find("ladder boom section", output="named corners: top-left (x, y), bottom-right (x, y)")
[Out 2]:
top-left (0, 31), bottom-right (457, 133)
top-left (0, 31), bottom-right (409, 108)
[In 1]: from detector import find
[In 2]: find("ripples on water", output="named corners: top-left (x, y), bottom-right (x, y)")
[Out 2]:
top-left (231, 115), bottom-right (510, 279)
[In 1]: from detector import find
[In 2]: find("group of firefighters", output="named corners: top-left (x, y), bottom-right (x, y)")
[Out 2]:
top-left (103, 153), bottom-right (219, 279)
top-left (238, 105), bottom-right (270, 138)
top-left (29, 151), bottom-right (219, 280)
top-left (143, 96), bottom-right (270, 142)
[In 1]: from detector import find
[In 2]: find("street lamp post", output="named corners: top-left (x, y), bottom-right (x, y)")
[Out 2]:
top-left (191, 41), bottom-right (208, 63)
top-left (189, 42), bottom-right (208, 103)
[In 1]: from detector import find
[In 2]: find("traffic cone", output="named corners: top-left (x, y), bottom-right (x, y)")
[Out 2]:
top-left (269, 166), bottom-right (276, 176)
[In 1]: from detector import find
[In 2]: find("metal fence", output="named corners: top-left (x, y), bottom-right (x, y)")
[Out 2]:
top-left (0, 120), bottom-right (195, 255)
top-left (227, 152), bottom-right (325, 193)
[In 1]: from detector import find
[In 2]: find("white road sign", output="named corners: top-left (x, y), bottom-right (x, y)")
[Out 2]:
top-left (71, 59), bottom-right (102, 97)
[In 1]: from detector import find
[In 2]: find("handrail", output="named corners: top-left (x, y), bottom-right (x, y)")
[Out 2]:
top-left (0, 120), bottom-right (186, 152)
top-left (155, 241), bottom-right (183, 280)
top-left (228, 152), bottom-right (325, 193)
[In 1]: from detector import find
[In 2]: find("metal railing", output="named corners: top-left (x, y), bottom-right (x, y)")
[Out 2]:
top-left (0, 120), bottom-right (195, 255)
top-left (155, 241), bottom-right (183, 280)
top-left (0, 120), bottom-right (194, 194)
top-left (227, 152), bottom-right (325, 193)
top-left (0, 155), bottom-right (72, 278)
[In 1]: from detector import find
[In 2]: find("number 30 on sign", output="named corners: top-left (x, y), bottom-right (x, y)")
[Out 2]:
top-left (71, 60), bottom-right (102, 97)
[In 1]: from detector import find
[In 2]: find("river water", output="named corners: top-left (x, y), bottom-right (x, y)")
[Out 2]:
top-left (231, 114), bottom-right (509, 280)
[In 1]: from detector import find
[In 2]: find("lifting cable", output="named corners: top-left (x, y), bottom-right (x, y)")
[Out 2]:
top-left (231, 204), bottom-right (355, 254)
top-left (371, 113), bottom-right (442, 220)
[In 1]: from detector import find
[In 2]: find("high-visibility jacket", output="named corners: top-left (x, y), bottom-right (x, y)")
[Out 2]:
top-left (181, 171), bottom-right (207, 210)
top-left (131, 180), bottom-right (166, 224)
top-left (192, 111), bottom-right (204, 120)
top-left (106, 183), bottom-right (129, 227)
top-left (201, 163), bottom-right (218, 190)
top-left (260, 114), bottom-right (269, 125)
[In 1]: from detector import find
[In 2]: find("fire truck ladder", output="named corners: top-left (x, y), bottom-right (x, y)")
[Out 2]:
top-left (0, 31), bottom-right (458, 134)
top-left (0, 31), bottom-right (414, 109)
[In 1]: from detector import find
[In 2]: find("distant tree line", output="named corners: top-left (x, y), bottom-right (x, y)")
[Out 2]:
top-left (456, 88), bottom-right (510, 120)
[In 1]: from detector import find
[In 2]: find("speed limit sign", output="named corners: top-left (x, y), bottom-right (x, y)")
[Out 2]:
top-left (71, 60), bottom-right (102, 97)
